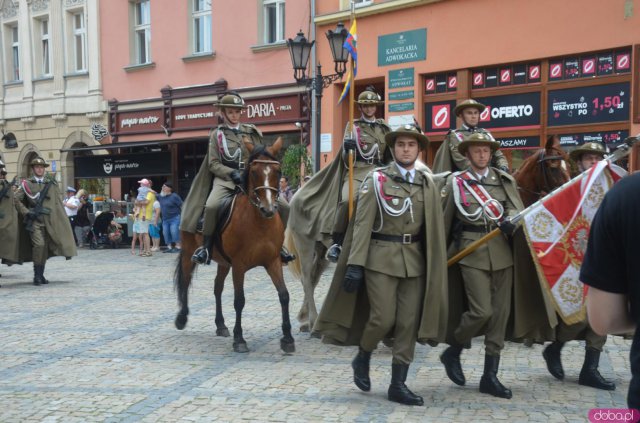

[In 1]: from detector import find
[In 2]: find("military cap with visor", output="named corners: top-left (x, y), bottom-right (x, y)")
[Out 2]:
top-left (30, 157), bottom-right (49, 168)
top-left (458, 132), bottom-right (500, 155)
top-left (454, 99), bottom-right (486, 116)
top-left (216, 92), bottom-right (247, 109)
top-left (384, 124), bottom-right (429, 150)
top-left (569, 141), bottom-right (606, 161)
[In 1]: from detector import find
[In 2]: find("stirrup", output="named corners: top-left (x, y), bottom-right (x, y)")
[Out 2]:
top-left (191, 246), bottom-right (209, 264)
top-left (325, 244), bottom-right (342, 263)
top-left (280, 247), bottom-right (296, 264)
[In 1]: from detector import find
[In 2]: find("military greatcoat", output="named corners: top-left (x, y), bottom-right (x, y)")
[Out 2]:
top-left (433, 126), bottom-right (510, 173)
top-left (0, 177), bottom-right (20, 263)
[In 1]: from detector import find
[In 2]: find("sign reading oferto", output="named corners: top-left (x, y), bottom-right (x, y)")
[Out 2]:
top-left (378, 28), bottom-right (427, 66)
top-left (388, 68), bottom-right (414, 89)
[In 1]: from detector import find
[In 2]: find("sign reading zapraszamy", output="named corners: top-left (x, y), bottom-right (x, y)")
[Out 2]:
top-left (74, 152), bottom-right (171, 178)
top-left (378, 29), bottom-right (426, 66)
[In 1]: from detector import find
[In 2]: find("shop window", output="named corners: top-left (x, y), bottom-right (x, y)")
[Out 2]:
top-left (4, 24), bottom-right (20, 81)
top-left (424, 72), bottom-right (457, 95)
top-left (34, 17), bottom-right (51, 77)
top-left (263, 0), bottom-right (285, 44)
top-left (131, 0), bottom-right (151, 64)
top-left (191, 0), bottom-right (211, 54)
top-left (67, 9), bottom-right (87, 73)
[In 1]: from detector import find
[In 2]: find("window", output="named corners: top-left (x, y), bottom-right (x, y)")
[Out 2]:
top-left (71, 11), bottom-right (87, 72)
top-left (263, 0), bottom-right (284, 44)
top-left (39, 18), bottom-right (51, 76)
top-left (9, 25), bottom-right (19, 81)
top-left (134, 0), bottom-right (151, 64)
top-left (192, 0), bottom-right (211, 54)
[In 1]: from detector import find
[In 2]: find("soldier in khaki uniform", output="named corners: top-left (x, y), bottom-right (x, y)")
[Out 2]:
top-left (440, 133), bottom-right (520, 399)
top-left (191, 92), bottom-right (293, 264)
top-left (14, 157), bottom-right (76, 285)
top-left (325, 87), bottom-right (391, 262)
top-left (316, 124), bottom-right (448, 406)
top-left (0, 160), bottom-right (18, 284)
top-left (542, 140), bottom-right (616, 391)
top-left (433, 99), bottom-right (510, 173)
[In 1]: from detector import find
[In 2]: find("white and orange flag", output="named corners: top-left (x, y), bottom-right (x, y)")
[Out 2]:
top-left (522, 161), bottom-right (623, 325)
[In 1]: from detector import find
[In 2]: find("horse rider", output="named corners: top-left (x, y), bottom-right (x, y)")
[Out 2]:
top-left (14, 157), bottom-right (76, 285)
top-left (0, 159), bottom-right (19, 285)
top-left (315, 124), bottom-right (448, 406)
top-left (190, 92), bottom-right (294, 265)
top-left (541, 140), bottom-right (617, 391)
top-left (325, 86), bottom-right (392, 262)
top-left (433, 99), bottom-right (510, 173)
top-left (439, 132), bottom-right (525, 399)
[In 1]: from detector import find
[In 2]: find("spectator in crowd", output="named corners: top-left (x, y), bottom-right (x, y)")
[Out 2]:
top-left (279, 176), bottom-right (293, 203)
top-left (108, 219), bottom-right (123, 249)
top-left (135, 179), bottom-right (156, 257)
top-left (583, 173), bottom-right (640, 409)
top-left (158, 182), bottom-right (182, 253)
top-left (63, 187), bottom-right (78, 241)
top-left (73, 189), bottom-right (92, 248)
top-left (131, 203), bottom-right (142, 255)
top-left (150, 198), bottom-right (162, 252)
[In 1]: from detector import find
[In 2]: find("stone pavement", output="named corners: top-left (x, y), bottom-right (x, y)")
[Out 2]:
top-left (0, 248), bottom-right (632, 422)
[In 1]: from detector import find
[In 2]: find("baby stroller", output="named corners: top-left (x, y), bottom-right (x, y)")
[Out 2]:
top-left (88, 211), bottom-right (117, 249)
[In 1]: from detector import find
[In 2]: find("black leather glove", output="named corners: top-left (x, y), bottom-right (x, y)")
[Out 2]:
top-left (498, 165), bottom-right (510, 174)
top-left (343, 264), bottom-right (364, 293)
top-left (343, 138), bottom-right (357, 153)
top-left (498, 218), bottom-right (517, 236)
top-left (26, 210), bottom-right (38, 220)
top-left (230, 170), bottom-right (244, 185)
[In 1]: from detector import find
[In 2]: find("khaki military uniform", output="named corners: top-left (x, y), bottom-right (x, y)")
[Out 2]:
top-left (0, 177), bottom-right (20, 263)
top-left (433, 126), bottom-right (509, 173)
top-left (14, 176), bottom-right (76, 264)
top-left (443, 167), bottom-right (519, 355)
top-left (202, 124), bottom-right (289, 235)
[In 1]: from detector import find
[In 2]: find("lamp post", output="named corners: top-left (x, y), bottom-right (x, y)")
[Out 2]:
top-left (287, 23), bottom-right (349, 172)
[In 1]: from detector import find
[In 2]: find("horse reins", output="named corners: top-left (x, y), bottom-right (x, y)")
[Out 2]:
top-left (244, 158), bottom-right (281, 210)
top-left (536, 149), bottom-right (565, 197)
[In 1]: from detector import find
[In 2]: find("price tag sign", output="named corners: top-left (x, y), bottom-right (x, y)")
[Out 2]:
top-left (547, 82), bottom-right (630, 126)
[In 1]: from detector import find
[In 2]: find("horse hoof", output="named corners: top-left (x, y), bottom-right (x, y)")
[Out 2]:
top-left (299, 323), bottom-right (310, 333)
top-left (310, 331), bottom-right (321, 339)
top-left (175, 314), bottom-right (188, 330)
top-left (233, 342), bottom-right (249, 353)
top-left (281, 339), bottom-right (296, 354)
top-left (216, 327), bottom-right (230, 337)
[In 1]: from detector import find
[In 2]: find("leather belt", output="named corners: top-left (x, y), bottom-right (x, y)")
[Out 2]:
top-left (461, 225), bottom-right (491, 233)
top-left (371, 232), bottom-right (422, 244)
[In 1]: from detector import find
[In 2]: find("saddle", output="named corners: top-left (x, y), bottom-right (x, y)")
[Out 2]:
top-left (195, 191), bottom-right (238, 265)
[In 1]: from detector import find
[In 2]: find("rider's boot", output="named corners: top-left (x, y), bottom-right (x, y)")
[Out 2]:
top-left (325, 232), bottom-right (345, 263)
top-left (191, 236), bottom-right (212, 265)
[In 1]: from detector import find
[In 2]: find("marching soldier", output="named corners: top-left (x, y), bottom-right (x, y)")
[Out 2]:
top-left (14, 157), bottom-right (76, 285)
top-left (542, 140), bottom-right (616, 391)
top-left (189, 92), bottom-right (293, 264)
top-left (0, 160), bottom-right (19, 284)
top-left (439, 132), bottom-right (521, 399)
top-left (325, 86), bottom-right (391, 262)
top-left (315, 124), bottom-right (448, 406)
top-left (433, 99), bottom-right (510, 173)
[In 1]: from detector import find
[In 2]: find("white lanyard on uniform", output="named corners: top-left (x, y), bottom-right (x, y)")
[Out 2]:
top-left (216, 127), bottom-right (242, 165)
top-left (371, 170), bottom-right (414, 232)
top-left (351, 124), bottom-right (379, 161)
top-left (452, 171), bottom-right (504, 222)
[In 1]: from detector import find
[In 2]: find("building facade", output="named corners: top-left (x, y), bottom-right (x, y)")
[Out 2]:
top-left (85, 0), bottom-right (311, 200)
top-left (0, 0), bottom-right (106, 189)
top-left (314, 0), bottom-right (640, 171)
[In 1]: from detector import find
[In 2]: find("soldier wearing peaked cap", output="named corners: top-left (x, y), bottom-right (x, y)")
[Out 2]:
top-left (315, 124), bottom-right (448, 407)
top-left (13, 157), bottom-right (76, 285)
top-left (433, 99), bottom-right (510, 174)
top-left (324, 86), bottom-right (392, 262)
top-left (184, 92), bottom-right (294, 265)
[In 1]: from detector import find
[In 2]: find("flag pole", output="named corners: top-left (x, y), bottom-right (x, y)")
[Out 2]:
top-left (347, 1), bottom-right (356, 219)
top-left (447, 135), bottom-right (639, 267)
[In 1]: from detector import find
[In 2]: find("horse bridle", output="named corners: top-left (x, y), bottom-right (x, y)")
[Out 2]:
top-left (536, 149), bottom-right (565, 197)
top-left (244, 159), bottom-right (281, 210)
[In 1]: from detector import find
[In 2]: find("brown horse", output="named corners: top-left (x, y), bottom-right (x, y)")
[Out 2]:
top-left (514, 135), bottom-right (571, 207)
top-left (174, 138), bottom-right (295, 354)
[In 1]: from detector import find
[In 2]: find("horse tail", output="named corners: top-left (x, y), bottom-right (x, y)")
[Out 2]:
top-left (174, 230), bottom-right (196, 329)
top-left (284, 228), bottom-right (302, 280)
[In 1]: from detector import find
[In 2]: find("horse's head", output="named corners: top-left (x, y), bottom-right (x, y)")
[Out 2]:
top-left (243, 137), bottom-right (283, 218)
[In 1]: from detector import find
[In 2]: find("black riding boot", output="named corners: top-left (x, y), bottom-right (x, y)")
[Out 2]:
top-left (351, 347), bottom-right (371, 392)
top-left (33, 264), bottom-right (47, 286)
top-left (388, 363), bottom-right (424, 406)
top-left (325, 232), bottom-right (345, 263)
top-left (440, 345), bottom-right (465, 386)
top-left (479, 354), bottom-right (512, 399)
top-left (280, 246), bottom-right (296, 264)
top-left (191, 236), bottom-right (212, 264)
top-left (578, 347), bottom-right (616, 390)
top-left (542, 341), bottom-right (565, 380)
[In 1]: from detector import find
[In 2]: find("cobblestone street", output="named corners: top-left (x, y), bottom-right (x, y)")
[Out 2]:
top-left (0, 249), bottom-right (631, 422)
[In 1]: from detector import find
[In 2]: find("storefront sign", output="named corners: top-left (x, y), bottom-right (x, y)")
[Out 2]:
top-left (243, 95), bottom-right (304, 125)
top-left (558, 130), bottom-right (629, 148)
top-left (475, 92), bottom-right (541, 129)
top-left (496, 136), bottom-right (540, 149)
top-left (547, 82), bottom-right (629, 126)
top-left (116, 109), bottom-right (164, 134)
top-left (172, 104), bottom-right (216, 129)
top-left (74, 152), bottom-right (171, 178)
top-left (388, 102), bottom-right (414, 112)
top-left (388, 68), bottom-right (414, 89)
top-left (378, 28), bottom-right (427, 66)
top-left (389, 90), bottom-right (414, 101)
top-left (424, 100), bottom-right (456, 133)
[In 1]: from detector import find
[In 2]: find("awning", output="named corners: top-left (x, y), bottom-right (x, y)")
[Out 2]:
top-left (60, 136), bottom-right (208, 153)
